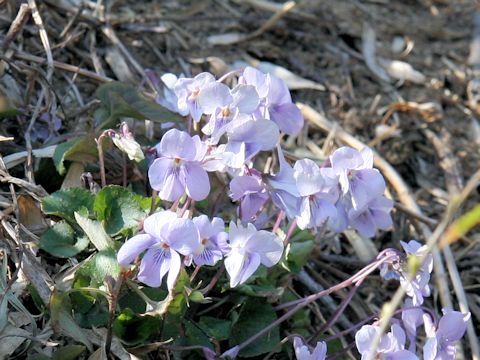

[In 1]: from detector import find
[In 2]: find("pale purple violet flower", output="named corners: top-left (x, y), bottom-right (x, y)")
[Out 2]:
top-left (224, 222), bottom-right (283, 287)
top-left (230, 172), bottom-right (269, 222)
top-left (265, 146), bottom-right (301, 219)
top-left (222, 115), bottom-right (279, 169)
top-left (145, 70), bottom-right (188, 116)
top-left (423, 309), bottom-right (470, 360)
top-left (399, 240), bottom-right (433, 306)
top-left (402, 299), bottom-right (424, 353)
top-left (191, 215), bottom-right (229, 266)
top-left (330, 147), bottom-right (385, 210)
top-left (174, 72), bottom-right (216, 122)
top-left (293, 159), bottom-right (339, 230)
top-left (199, 82), bottom-right (259, 137)
top-left (117, 211), bottom-right (199, 289)
top-left (240, 67), bottom-right (304, 135)
top-left (293, 337), bottom-right (327, 360)
top-left (348, 196), bottom-right (393, 237)
top-left (355, 324), bottom-right (418, 360)
top-left (149, 129), bottom-right (210, 201)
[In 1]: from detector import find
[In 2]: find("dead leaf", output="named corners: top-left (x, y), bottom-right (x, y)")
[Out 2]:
top-left (379, 59), bottom-right (426, 84)
top-left (0, 324), bottom-right (30, 359)
top-left (17, 195), bottom-right (47, 235)
top-left (207, 33), bottom-right (246, 45)
top-left (362, 24), bottom-right (391, 82)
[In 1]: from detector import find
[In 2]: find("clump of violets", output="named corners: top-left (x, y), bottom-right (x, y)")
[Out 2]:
top-left (111, 66), bottom-right (471, 359)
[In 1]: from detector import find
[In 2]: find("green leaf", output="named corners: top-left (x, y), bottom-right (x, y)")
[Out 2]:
top-left (281, 240), bottom-right (315, 273)
top-left (95, 82), bottom-right (182, 128)
top-left (235, 284), bottom-right (284, 299)
top-left (50, 290), bottom-right (93, 352)
top-left (39, 221), bottom-right (89, 258)
top-left (52, 345), bottom-right (86, 360)
top-left (198, 316), bottom-right (232, 341)
top-left (229, 298), bottom-right (280, 357)
top-left (79, 247), bottom-right (121, 287)
top-left (443, 203), bottom-right (480, 246)
top-left (74, 212), bottom-right (113, 251)
top-left (42, 188), bottom-right (95, 223)
top-left (53, 136), bottom-right (98, 175)
top-left (93, 185), bottom-right (151, 235)
top-left (113, 308), bottom-right (161, 345)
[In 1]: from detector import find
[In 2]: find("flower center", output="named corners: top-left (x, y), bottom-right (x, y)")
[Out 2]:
top-left (201, 238), bottom-right (209, 245)
top-left (189, 88), bottom-right (200, 100)
top-left (221, 106), bottom-right (231, 118)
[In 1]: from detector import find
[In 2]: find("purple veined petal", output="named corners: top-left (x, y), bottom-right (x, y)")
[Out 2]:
top-left (270, 189), bottom-right (301, 220)
top-left (311, 341), bottom-right (327, 360)
top-left (143, 211), bottom-right (178, 240)
top-left (437, 309), bottom-right (470, 342)
top-left (165, 218), bottom-right (200, 256)
top-left (158, 165), bottom-right (186, 202)
top-left (213, 232), bottom-right (230, 254)
top-left (360, 147), bottom-right (374, 168)
top-left (354, 169), bottom-right (386, 200)
top-left (166, 249), bottom-right (182, 290)
top-left (225, 250), bottom-right (246, 288)
top-left (330, 147), bottom-right (365, 174)
top-left (348, 208), bottom-right (377, 238)
top-left (371, 209), bottom-right (393, 230)
top-left (159, 129), bottom-right (196, 160)
top-left (387, 350), bottom-right (419, 360)
top-left (239, 193), bottom-right (269, 222)
top-left (148, 157), bottom-right (172, 190)
top-left (294, 159), bottom-right (324, 196)
top-left (400, 240), bottom-right (424, 255)
top-left (310, 195), bottom-right (338, 227)
top-left (266, 74), bottom-right (291, 105)
top-left (245, 229), bottom-right (283, 267)
top-left (268, 102), bottom-right (304, 136)
top-left (117, 234), bottom-right (156, 266)
top-left (137, 248), bottom-right (171, 287)
top-left (211, 217), bottom-right (226, 234)
top-left (194, 247), bottom-right (223, 266)
top-left (296, 196), bottom-right (313, 230)
top-left (231, 84), bottom-right (260, 113)
top-left (238, 252), bottom-right (261, 285)
top-left (355, 325), bottom-right (378, 355)
top-left (328, 200), bottom-right (348, 233)
top-left (192, 214), bottom-right (213, 238)
top-left (240, 67), bottom-right (269, 98)
top-left (293, 337), bottom-right (311, 360)
top-left (423, 337), bottom-right (437, 360)
top-left (226, 116), bottom-right (279, 151)
top-left (370, 196), bottom-right (394, 212)
top-left (223, 141), bottom-right (246, 169)
top-left (198, 82), bottom-right (233, 114)
top-left (402, 299), bottom-right (424, 352)
top-left (390, 324), bottom-right (406, 350)
top-left (189, 99), bottom-right (204, 123)
top-left (268, 146), bottom-right (299, 194)
top-left (193, 72), bottom-right (216, 89)
top-left (230, 175), bottom-right (263, 201)
top-left (191, 135), bottom-right (208, 162)
top-left (183, 162), bottom-right (210, 201)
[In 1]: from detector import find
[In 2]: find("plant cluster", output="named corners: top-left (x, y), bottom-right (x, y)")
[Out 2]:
top-left (38, 67), bottom-right (469, 359)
